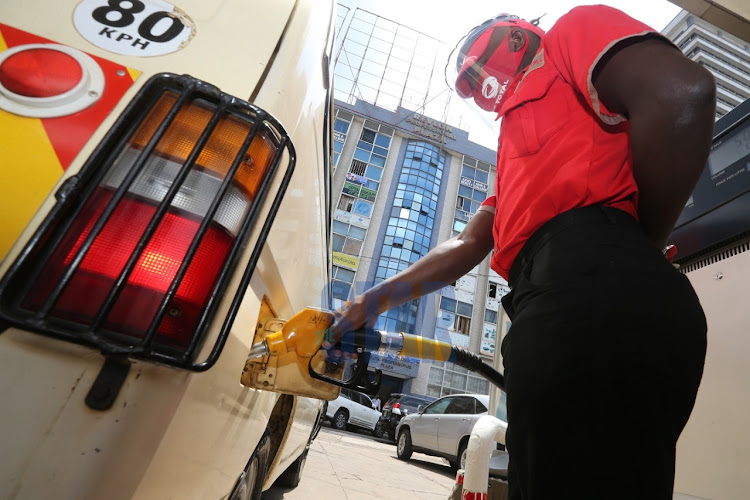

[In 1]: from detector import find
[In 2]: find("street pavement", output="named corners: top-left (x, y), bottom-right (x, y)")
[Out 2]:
top-left (263, 423), bottom-right (457, 499)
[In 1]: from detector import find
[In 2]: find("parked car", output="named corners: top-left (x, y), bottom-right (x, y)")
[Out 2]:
top-left (395, 394), bottom-right (490, 469)
top-left (326, 388), bottom-right (382, 434)
top-left (377, 393), bottom-right (436, 441)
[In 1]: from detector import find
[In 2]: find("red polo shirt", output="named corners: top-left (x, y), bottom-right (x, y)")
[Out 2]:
top-left (488, 5), bottom-right (670, 279)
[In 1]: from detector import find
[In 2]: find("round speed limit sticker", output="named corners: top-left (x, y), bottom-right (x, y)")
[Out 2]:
top-left (74, 0), bottom-right (194, 57)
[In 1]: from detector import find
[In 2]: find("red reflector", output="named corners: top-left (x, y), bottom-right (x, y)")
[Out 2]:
top-left (393, 402), bottom-right (400, 409)
top-left (23, 188), bottom-right (235, 347)
top-left (0, 48), bottom-right (83, 98)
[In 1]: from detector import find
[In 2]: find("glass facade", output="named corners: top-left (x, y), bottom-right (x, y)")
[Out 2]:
top-left (374, 140), bottom-right (445, 333)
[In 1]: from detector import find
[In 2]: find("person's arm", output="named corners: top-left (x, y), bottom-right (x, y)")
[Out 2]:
top-left (331, 208), bottom-right (495, 339)
top-left (592, 38), bottom-right (716, 248)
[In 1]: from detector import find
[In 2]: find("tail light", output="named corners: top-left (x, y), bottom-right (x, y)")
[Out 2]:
top-left (0, 74), bottom-right (295, 368)
top-left (393, 402), bottom-right (401, 410)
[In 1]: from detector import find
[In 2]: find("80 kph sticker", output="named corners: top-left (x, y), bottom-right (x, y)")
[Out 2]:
top-left (74, 0), bottom-right (194, 57)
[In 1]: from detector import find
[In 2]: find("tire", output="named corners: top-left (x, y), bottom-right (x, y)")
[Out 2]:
top-left (229, 430), bottom-right (272, 500)
top-left (274, 446), bottom-right (309, 489)
top-left (332, 409), bottom-right (349, 431)
top-left (452, 440), bottom-right (468, 470)
top-left (373, 422), bottom-right (385, 438)
top-left (396, 428), bottom-right (413, 461)
top-left (312, 402), bottom-right (327, 441)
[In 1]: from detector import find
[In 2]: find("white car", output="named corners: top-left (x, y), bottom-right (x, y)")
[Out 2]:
top-left (327, 388), bottom-right (382, 434)
top-left (395, 393), bottom-right (491, 470)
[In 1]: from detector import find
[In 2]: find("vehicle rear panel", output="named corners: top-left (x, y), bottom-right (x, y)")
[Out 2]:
top-left (0, 0), bottom-right (332, 498)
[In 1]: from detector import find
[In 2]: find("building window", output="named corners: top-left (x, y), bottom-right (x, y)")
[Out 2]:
top-left (337, 194), bottom-right (355, 212)
top-left (484, 309), bottom-right (498, 324)
top-left (331, 265), bottom-right (356, 302)
top-left (428, 361), bottom-right (490, 397)
top-left (453, 156), bottom-right (491, 236)
top-left (333, 110), bottom-right (353, 170)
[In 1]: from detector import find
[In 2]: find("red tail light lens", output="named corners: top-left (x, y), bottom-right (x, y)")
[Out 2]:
top-left (393, 402), bottom-right (401, 409)
top-left (21, 90), bottom-right (277, 349)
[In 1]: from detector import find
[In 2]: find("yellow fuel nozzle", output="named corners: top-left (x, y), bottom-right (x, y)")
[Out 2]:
top-left (242, 306), bottom-right (464, 400)
top-left (242, 307), bottom-right (344, 400)
top-left (247, 308), bottom-right (334, 361)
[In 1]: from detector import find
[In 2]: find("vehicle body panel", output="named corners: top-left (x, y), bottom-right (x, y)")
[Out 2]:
top-left (0, 0), bottom-right (334, 498)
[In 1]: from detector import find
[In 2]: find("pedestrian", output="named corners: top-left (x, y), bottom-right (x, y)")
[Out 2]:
top-left (372, 394), bottom-right (381, 412)
top-left (331, 5), bottom-right (715, 499)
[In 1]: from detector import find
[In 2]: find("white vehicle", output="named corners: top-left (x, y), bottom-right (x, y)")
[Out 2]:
top-left (0, 0), bottom-right (335, 499)
top-left (326, 387), bottom-right (382, 433)
top-left (396, 393), bottom-right (490, 469)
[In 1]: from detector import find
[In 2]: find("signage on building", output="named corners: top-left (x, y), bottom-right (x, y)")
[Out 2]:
top-left (346, 172), bottom-right (367, 186)
top-left (369, 352), bottom-right (420, 378)
top-left (334, 131), bottom-right (347, 143)
top-left (481, 323), bottom-right (496, 356)
top-left (333, 252), bottom-right (359, 270)
top-left (460, 177), bottom-right (488, 192)
top-left (405, 112), bottom-right (457, 144)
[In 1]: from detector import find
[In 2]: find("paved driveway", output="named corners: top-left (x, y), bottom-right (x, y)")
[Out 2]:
top-left (263, 424), bottom-right (456, 499)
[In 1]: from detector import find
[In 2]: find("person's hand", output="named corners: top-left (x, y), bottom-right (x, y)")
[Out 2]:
top-left (323, 294), bottom-right (380, 363)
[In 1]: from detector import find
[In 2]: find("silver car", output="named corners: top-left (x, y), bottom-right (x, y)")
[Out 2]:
top-left (395, 393), bottom-right (490, 469)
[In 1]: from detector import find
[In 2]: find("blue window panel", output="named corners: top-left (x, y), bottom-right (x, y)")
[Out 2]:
top-left (458, 184), bottom-right (473, 198)
top-left (375, 316), bottom-right (386, 330)
top-left (411, 252), bottom-right (420, 263)
top-left (366, 165), bottom-right (383, 180)
top-left (376, 269), bottom-right (386, 279)
top-left (386, 269), bottom-right (398, 279)
top-left (373, 146), bottom-right (388, 156)
top-left (391, 207), bottom-right (401, 217)
top-left (332, 282), bottom-right (351, 301)
top-left (471, 201), bottom-right (480, 213)
top-left (403, 240), bottom-right (414, 251)
top-left (405, 230), bottom-right (415, 241)
top-left (397, 219), bottom-right (408, 229)
top-left (419, 214), bottom-right (428, 225)
top-left (386, 318), bottom-right (398, 332)
top-left (386, 226), bottom-right (396, 236)
top-left (334, 119), bottom-right (350, 133)
top-left (375, 134), bottom-right (391, 148)
top-left (370, 155), bottom-right (386, 167)
top-left (396, 190), bottom-right (405, 199)
top-left (454, 220), bottom-right (467, 233)
top-left (354, 148), bottom-right (371, 162)
top-left (333, 220), bottom-right (349, 234)
top-left (366, 180), bottom-right (379, 190)
top-left (436, 169), bottom-right (443, 180)
top-left (457, 301), bottom-right (473, 317)
top-left (358, 140), bottom-right (374, 151)
top-left (462, 165), bottom-right (476, 179)
top-left (472, 189), bottom-right (486, 202)
top-left (333, 141), bottom-right (344, 153)
top-left (409, 210), bottom-right (419, 222)
top-left (476, 170), bottom-right (489, 184)
top-left (440, 296), bottom-right (457, 312)
top-left (408, 221), bottom-right (418, 232)
top-left (349, 226), bottom-right (366, 240)
top-left (333, 153), bottom-right (340, 166)
top-left (384, 236), bottom-right (394, 245)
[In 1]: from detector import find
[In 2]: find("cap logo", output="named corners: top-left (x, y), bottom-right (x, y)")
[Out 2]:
top-left (482, 77), bottom-right (499, 99)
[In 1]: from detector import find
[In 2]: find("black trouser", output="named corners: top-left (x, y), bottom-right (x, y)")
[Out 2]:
top-left (501, 205), bottom-right (707, 500)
